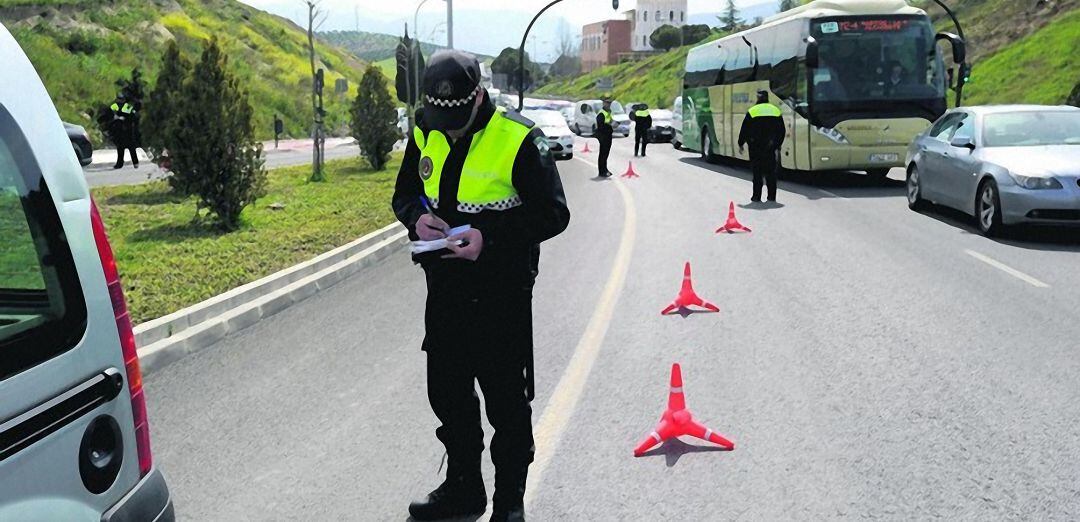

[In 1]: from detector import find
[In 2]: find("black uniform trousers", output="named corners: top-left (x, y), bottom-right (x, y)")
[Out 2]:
top-left (597, 135), bottom-right (612, 176)
top-left (750, 149), bottom-right (778, 201)
top-left (424, 274), bottom-right (535, 506)
top-left (114, 142), bottom-right (138, 168)
top-left (634, 130), bottom-right (649, 156)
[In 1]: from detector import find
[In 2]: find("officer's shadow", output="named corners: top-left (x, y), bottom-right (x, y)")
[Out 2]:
top-left (638, 438), bottom-right (732, 467)
top-left (738, 201), bottom-right (785, 210)
top-left (405, 515), bottom-right (482, 522)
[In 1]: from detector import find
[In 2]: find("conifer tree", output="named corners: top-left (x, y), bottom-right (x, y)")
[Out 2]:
top-left (170, 38), bottom-right (266, 230)
top-left (350, 66), bottom-right (398, 171)
top-left (142, 40), bottom-right (191, 188)
top-left (720, 0), bottom-right (742, 31)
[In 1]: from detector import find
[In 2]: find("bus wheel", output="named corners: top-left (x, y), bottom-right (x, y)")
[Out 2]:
top-left (867, 168), bottom-right (891, 182)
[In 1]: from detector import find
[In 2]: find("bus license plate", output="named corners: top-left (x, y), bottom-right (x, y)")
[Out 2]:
top-left (869, 153), bottom-right (898, 163)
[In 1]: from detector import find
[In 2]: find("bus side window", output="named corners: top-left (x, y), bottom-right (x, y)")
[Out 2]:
top-left (796, 62), bottom-right (808, 105)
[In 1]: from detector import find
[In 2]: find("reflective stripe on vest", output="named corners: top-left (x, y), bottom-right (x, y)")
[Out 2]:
top-left (599, 109), bottom-right (612, 124)
top-left (413, 108), bottom-right (533, 214)
top-left (748, 103), bottom-right (781, 118)
top-left (634, 110), bottom-right (650, 118)
top-left (112, 103), bottom-right (134, 114)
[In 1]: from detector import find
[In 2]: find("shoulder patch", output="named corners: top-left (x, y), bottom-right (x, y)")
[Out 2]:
top-left (502, 110), bottom-right (535, 129)
top-left (532, 135), bottom-right (551, 157)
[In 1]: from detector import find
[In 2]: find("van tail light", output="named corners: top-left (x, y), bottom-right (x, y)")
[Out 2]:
top-left (90, 200), bottom-right (152, 478)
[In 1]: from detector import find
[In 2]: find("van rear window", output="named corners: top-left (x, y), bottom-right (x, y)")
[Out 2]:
top-left (0, 107), bottom-right (87, 381)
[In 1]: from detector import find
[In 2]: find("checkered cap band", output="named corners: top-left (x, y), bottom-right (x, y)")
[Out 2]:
top-left (426, 85), bottom-right (482, 108)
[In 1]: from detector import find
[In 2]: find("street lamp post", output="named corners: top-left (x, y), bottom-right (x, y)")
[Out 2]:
top-left (518, 0), bottom-right (619, 111)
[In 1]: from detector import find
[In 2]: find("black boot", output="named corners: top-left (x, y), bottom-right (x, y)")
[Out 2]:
top-left (408, 475), bottom-right (486, 521)
top-left (490, 505), bottom-right (525, 522)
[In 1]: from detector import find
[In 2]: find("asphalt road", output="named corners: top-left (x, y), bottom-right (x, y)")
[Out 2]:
top-left (147, 134), bottom-right (1080, 520)
top-left (81, 141), bottom-right (364, 187)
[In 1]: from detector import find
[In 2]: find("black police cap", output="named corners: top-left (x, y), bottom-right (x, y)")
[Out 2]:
top-left (423, 50), bottom-right (483, 132)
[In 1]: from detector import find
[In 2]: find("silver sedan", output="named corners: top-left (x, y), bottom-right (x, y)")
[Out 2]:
top-left (905, 105), bottom-right (1080, 236)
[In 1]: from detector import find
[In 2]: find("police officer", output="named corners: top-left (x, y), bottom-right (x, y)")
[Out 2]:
top-left (273, 114), bottom-right (284, 149)
top-left (392, 50), bottom-right (570, 522)
top-left (738, 90), bottom-right (785, 202)
top-left (110, 95), bottom-right (139, 170)
top-left (595, 97), bottom-right (614, 177)
top-left (631, 103), bottom-right (652, 157)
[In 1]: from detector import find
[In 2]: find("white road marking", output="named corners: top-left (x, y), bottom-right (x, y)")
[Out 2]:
top-left (818, 188), bottom-right (844, 199)
top-left (522, 155), bottom-right (638, 507)
top-left (964, 249), bottom-right (1050, 288)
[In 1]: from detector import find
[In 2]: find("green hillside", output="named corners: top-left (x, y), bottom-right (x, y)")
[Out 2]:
top-left (319, 30), bottom-right (441, 62)
top-left (1, 0), bottom-right (371, 142)
top-left (539, 0), bottom-right (1080, 108)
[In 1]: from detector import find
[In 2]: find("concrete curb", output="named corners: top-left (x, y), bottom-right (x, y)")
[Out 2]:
top-left (135, 222), bottom-right (409, 375)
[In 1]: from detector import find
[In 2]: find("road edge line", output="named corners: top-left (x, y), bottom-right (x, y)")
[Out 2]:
top-left (523, 156), bottom-right (638, 507)
top-left (964, 249), bottom-right (1049, 288)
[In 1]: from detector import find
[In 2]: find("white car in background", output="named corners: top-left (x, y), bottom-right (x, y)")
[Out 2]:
top-left (572, 99), bottom-right (630, 137)
top-left (672, 96), bottom-right (684, 149)
top-left (523, 109), bottom-right (574, 161)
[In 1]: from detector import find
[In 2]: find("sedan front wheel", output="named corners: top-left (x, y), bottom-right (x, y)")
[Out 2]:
top-left (907, 165), bottom-right (927, 211)
top-left (976, 179), bottom-right (1004, 236)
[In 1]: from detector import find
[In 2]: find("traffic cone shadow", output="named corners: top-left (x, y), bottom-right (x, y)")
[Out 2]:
top-left (620, 162), bottom-right (640, 178)
top-left (660, 262), bottom-right (719, 317)
top-left (633, 363), bottom-right (734, 458)
top-left (716, 201), bottom-right (751, 234)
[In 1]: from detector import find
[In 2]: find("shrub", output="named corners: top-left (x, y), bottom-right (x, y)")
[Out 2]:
top-left (170, 38), bottom-right (267, 230)
top-left (142, 41), bottom-right (192, 191)
top-left (350, 65), bottom-right (398, 171)
top-left (650, 25), bottom-right (682, 52)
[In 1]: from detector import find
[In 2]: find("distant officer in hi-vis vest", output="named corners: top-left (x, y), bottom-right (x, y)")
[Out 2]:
top-left (631, 103), bottom-right (652, 157)
top-left (392, 50), bottom-right (570, 522)
top-left (594, 97), bottom-right (614, 177)
top-left (738, 89), bottom-right (786, 202)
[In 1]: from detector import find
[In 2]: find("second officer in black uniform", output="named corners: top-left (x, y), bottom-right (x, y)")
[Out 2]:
top-left (393, 50), bottom-right (570, 522)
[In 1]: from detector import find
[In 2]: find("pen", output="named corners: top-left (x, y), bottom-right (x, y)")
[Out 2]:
top-left (419, 196), bottom-right (448, 235)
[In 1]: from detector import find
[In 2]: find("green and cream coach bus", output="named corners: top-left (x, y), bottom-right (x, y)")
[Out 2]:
top-left (682, 0), bottom-right (965, 177)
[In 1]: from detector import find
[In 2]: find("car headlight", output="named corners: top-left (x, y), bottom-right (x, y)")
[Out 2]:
top-left (1009, 173), bottom-right (1063, 190)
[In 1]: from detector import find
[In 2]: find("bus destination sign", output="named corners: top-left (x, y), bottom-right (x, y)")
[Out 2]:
top-left (837, 19), bottom-right (911, 32)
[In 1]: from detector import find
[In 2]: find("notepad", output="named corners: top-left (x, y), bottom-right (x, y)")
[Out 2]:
top-left (410, 225), bottom-right (472, 254)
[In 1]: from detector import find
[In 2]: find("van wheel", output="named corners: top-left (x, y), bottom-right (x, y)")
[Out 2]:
top-left (572, 123), bottom-right (581, 135)
top-left (673, 139), bottom-right (682, 150)
top-left (976, 179), bottom-right (1004, 236)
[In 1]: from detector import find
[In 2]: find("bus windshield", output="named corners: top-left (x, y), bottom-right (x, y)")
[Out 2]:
top-left (810, 16), bottom-right (944, 104)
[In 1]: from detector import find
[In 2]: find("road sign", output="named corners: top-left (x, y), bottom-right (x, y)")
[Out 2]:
top-left (595, 77), bottom-right (613, 90)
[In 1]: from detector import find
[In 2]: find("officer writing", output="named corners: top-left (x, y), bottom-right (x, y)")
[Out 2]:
top-left (594, 97), bottom-right (614, 177)
top-left (738, 90), bottom-right (785, 202)
top-left (631, 103), bottom-right (652, 157)
top-left (392, 50), bottom-right (570, 522)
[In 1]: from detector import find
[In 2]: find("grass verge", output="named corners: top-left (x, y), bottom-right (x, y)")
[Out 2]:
top-left (92, 154), bottom-right (401, 325)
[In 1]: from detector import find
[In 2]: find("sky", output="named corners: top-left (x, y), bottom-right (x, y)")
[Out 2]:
top-left (238, 0), bottom-right (777, 61)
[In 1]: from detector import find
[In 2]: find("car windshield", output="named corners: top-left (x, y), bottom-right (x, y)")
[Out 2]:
top-left (983, 111), bottom-right (1080, 147)
top-left (810, 16), bottom-right (945, 103)
top-left (522, 110), bottom-right (566, 128)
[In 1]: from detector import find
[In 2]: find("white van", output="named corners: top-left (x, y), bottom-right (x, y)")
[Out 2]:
top-left (0, 23), bottom-right (174, 521)
top-left (572, 99), bottom-right (630, 137)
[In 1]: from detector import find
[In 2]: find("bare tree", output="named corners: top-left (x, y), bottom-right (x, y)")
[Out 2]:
top-left (556, 19), bottom-right (578, 58)
top-left (302, 0), bottom-right (329, 181)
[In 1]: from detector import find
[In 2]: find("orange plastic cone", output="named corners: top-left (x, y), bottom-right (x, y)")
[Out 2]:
top-left (633, 363), bottom-right (734, 457)
top-left (715, 201), bottom-right (751, 234)
top-left (661, 262), bottom-right (719, 315)
top-left (581, 141), bottom-right (591, 153)
top-left (620, 162), bottom-right (640, 178)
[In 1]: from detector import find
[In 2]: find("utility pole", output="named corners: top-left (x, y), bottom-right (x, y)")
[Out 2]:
top-left (446, 0), bottom-right (453, 49)
top-left (304, 1), bottom-right (326, 181)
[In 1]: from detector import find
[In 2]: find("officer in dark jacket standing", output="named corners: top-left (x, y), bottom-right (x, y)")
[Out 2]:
top-left (392, 50), bottom-right (570, 522)
top-left (738, 90), bottom-right (785, 202)
top-left (631, 103), bottom-right (652, 157)
top-left (110, 95), bottom-right (139, 169)
top-left (594, 97), bottom-right (614, 177)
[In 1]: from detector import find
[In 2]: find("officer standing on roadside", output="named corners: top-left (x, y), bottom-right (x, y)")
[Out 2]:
top-left (595, 97), bottom-right (614, 177)
top-left (110, 95), bottom-right (139, 170)
top-left (273, 114), bottom-right (284, 149)
top-left (738, 89), bottom-right (785, 202)
top-left (392, 50), bottom-right (570, 522)
top-left (631, 103), bottom-right (652, 157)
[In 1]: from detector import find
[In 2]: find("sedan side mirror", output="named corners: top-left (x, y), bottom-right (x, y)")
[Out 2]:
top-left (950, 136), bottom-right (976, 151)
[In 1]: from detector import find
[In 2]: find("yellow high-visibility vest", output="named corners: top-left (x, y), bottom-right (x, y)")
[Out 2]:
top-left (748, 103), bottom-right (781, 118)
top-left (413, 108), bottom-right (533, 213)
top-left (634, 109), bottom-right (650, 118)
top-left (598, 109), bottom-right (613, 124)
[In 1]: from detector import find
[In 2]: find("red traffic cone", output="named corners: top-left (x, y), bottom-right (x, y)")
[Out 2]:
top-left (715, 201), bottom-right (751, 234)
top-left (581, 141), bottom-right (591, 153)
top-left (633, 363), bottom-right (734, 457)
top-left (661, 262), bottom-right (719, 315)
top-left (620, 162), bottom-right (640, 178)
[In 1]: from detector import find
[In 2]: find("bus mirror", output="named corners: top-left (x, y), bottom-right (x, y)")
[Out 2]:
top-left (935, 32), bottom-right (966, 64)
top-left (805, 37), bottom-right (819, 68)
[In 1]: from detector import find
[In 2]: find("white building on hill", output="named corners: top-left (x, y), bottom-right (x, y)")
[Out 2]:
top-left (628, 0), bottom-right (689, 52)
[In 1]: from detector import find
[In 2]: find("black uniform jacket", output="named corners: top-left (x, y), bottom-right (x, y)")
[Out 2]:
top-left (737, 109), bottom-right (786, 155)
top-left (594, 111), bottom-right (614, 139)
top-left (392, 98), bottom-right (570, 350)
top-left (631, 112), bottom-right (652, 132)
